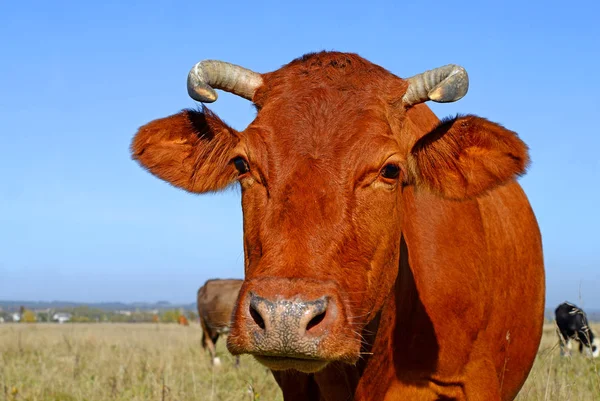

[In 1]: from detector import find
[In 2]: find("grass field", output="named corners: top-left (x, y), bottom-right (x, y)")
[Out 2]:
top-left (1, 323), bottom-right (598, 401)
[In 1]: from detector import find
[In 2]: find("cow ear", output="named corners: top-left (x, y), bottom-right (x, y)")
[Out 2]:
top-left (131, 107), bottom-right (239, 193)
top-left (407, 115), bottom-right (530, 200)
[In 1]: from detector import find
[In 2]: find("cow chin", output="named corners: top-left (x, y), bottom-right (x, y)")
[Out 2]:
top-left (227, 335), bottom-right (362, 373)
top-left (253, 355), bottom-right (330, 373)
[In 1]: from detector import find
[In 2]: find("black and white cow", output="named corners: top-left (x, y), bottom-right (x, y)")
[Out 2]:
top-left (555, 302), bottom-right (599, 358)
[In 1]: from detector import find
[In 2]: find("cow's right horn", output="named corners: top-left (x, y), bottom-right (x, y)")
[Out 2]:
top-left (187, 60), bottom-right (263, 103)
top-left (402, 64), bottom-right (469, 106)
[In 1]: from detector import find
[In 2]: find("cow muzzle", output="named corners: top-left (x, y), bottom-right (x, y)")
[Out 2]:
top-left (227, 277), bottom-right (360, 373)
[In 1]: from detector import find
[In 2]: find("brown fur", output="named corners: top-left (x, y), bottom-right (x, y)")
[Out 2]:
top-left (131, 107), bottom-right (239, 193)
top-left (131, 51), bottom-right (545, 400)
top-left (408, 115), bottom-right (530, 200)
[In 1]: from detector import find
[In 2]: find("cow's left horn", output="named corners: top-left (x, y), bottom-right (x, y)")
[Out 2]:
top-left (402, 64), bottom-right (469, 106)
top-left (187, 60), bottom-right (263, 103)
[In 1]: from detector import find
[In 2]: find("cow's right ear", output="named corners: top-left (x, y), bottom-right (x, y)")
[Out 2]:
top-left (131, 107), bottom-right (240, 193)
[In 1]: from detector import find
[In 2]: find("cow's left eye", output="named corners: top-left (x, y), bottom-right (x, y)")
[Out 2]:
top-left (380, 164), bottom-right (400, 179)
top-left (233, 157), bottom-right (250, 175)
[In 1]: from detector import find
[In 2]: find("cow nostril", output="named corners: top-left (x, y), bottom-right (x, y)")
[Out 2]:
top-left (306, 310), bottom-right (326, 332)
top-left (249, 304), bottom-right (266, 330)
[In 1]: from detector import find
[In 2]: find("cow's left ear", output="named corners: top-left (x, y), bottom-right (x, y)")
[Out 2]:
top-left (407, 115), bottom-right (530, 200)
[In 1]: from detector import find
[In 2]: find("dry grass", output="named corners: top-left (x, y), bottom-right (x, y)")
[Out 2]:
top-left (0, 323), bottom-right (281, 401)
top-left (0, 323), bottom-right (598, 400)
top-left (515, 323), bottom-right (600, 401)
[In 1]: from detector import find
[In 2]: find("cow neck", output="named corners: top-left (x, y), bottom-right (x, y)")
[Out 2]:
top-left (309, 241), bottom-right (412, 400)
top-left (308, 189), bottom-right (429, 400)
top-left (348, 231), bottom-right (425, 399)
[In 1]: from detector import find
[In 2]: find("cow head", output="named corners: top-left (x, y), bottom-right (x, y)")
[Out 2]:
top-left (588, 329), bottom-right (599, 358)
top-left (131, 52), bottom-right (529, 373)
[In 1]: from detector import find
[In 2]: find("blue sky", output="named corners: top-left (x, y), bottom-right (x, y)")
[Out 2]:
top-left (1, 1), bottom-right (598, 308)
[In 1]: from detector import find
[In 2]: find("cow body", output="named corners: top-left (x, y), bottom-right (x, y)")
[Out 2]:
top-left (197, 278), bottom-right (243, 365)
top-left (132, 52), bottom-right (545, 400)
top-left (270, 155), bottom-right (544, 401)
top-left (555, 302), bottom-right (599, 358)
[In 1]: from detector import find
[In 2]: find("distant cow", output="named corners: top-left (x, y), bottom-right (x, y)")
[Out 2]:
top-left (178, 315), bottom-right (189, 326)
top-left (555, 302), bottom-right (599, 358)
top-left (197, 279), bottom-right (243, 366)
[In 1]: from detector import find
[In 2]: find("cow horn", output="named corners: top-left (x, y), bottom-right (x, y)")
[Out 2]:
top-left (187, 60), bottom-right (263, 103)
top-left (402, 64), bottom-right (469, 106)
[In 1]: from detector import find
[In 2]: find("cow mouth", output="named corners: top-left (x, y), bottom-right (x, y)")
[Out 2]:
top-left (253, 355), bottom-right (330, 373)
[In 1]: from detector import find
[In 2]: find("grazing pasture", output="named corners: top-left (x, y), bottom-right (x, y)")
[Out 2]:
top-left (0, 323), bottom-right (598, 400)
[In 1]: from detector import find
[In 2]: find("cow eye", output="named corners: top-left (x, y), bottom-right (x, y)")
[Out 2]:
top-left (380, 164), bottom-right (400, 179)
top-left (233, 157), bottom-right (250, 175)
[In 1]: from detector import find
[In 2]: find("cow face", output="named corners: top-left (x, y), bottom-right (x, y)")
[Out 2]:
top-left (131, 52), bottom-right (529, 372)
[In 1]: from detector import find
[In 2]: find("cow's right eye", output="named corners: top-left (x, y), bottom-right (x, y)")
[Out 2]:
top-left (233, 157), bottom-right (250, 175)
top-left (380, 164), bottom-right (400, 179)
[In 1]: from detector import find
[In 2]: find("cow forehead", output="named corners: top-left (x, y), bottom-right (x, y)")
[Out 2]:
top-left (242, 101), bottom-right (401, 189)
top-left (253, 90), bottom-right (394, 145)
top-left (237, 52), bottom-right (409, 188)
top-left (255, 51), bottom-right (407, 104)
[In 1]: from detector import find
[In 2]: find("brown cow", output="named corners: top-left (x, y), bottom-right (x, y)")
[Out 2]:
top-left (131, 52), bottom-right (545, 400)
top-left (197, 278), bottom-right (243, 366)
top-left (178, 315), bottom-right (189, 326)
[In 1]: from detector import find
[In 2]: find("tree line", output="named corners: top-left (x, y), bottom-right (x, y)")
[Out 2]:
top-left (0, 305), bottom-right (198, 323)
